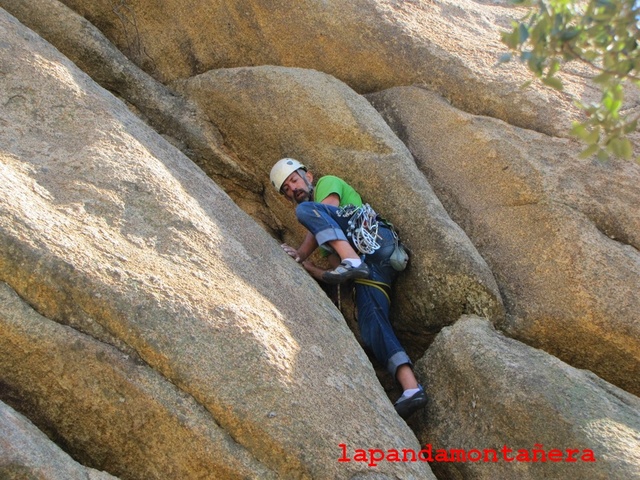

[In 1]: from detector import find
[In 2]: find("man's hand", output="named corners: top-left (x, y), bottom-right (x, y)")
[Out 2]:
top-left (281, 243), bottom-right (301, 262)
top-left (301, 259), bottom-right (327, 281)
top-left (301, 259), bottom-right (317, 272)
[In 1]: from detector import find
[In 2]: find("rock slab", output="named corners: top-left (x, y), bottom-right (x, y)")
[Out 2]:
top-left (0, 400), bottom-right (117, 480)
top-left (0, 9), bottom-right (434, 480)
top-left (368, 86), bottom-right (640, 396)
top-left (413, 316), bottom-right (640, 480)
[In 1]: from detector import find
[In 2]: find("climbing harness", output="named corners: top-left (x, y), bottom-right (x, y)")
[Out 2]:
top-left (355, 278), bottom-right (392, 303)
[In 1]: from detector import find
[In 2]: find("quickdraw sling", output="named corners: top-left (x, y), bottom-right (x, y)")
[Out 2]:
top-left (337, 203), bottom-right (409, 271)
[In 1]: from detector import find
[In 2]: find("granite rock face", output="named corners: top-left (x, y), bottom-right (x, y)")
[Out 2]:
top-left (368, 86), bottom-right (640, 396)
top-left (0, 282), bottom-right (278, 479)
top-left (34, 0), bottom-right (600, 136)
top-left (413, 316), bottom-right (640, 480)
top-left (0, 0), bottom-right (638, 478)
top-left (175, 65), bottom-right (505, 345)
top-left (0, 0), bottom-right (270, 230)
top-left (0, 10), bottom-right (435, 479)
top-left (0, 400), bottom-right (116, 480)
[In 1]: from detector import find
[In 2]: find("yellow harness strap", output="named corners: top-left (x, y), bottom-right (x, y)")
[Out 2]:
top-left (354, 278), bottom-right (391, 304)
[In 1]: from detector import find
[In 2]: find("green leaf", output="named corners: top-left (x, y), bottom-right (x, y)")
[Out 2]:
top-left (603, 96), bottom-right (622, 115)
top-left (528, 55), bottom-right (546, 76)
top-left (548, 58), bottom-right (561, 76)
top-left (620, 140), bottom-right (633, 159)
top-left (593, 72), bottom-right (612, 85)
top-left (585, 129), bottom-right (600, 144)
top-left (542, 76), bottom-right (564, 90)
top-left (502, 29), bottom-right (520, 49)
top-left (623, 119), bottom-right (638, 134)
top-left (519, 79), bottom-right (534, 89)
top-left (559, 28), bottom-right (580, 41)
top-left (595, 0), bottom-right (614, 8)
top-left (607, 138), bottom-right (633, 159)
top-left (570, 122), bottom-right (588, 139)
top-left (497, 0), bottom-right (639, 160)
top-left (579, 143), bottom-right (600, 159)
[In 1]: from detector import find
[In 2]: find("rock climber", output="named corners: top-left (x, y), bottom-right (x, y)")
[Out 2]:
top-left (270, 157), bottom-right (427, 419)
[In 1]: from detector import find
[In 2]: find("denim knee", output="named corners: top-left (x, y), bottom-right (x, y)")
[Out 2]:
top-left (295, 202), bottom-right (349, 245)
top-left (294, 201), bottom-right (315, 222)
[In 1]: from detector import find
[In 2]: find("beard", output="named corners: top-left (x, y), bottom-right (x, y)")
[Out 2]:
top-left (293, 188), bottom-right (313, 204)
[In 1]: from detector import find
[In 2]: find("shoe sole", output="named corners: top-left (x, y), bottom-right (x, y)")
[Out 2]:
top-left (395, 393), bottom-right (427, 419)
top-left (322, 268), bottom-right (369, 285)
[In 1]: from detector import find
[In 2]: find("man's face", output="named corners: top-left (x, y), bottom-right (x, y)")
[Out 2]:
top-left (281, 170), bottom-right (313, 204)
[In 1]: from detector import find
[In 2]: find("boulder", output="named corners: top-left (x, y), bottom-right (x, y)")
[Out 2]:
top-left (49, 0), bottom-right (597, 136)
top-left (0, 0), bottom-right (279, 234)
top-left (0, 10), bottom-right (435, 479)
top-left (0, 400), bottom-right (117, 480)
top-left (368, 86), bottom-right (640, 396)
top-left (174, 65), bottom-right (505, 350)
top-left (413, 316), bottom-right (640, 480)
top-left (0, 283), bottom-right (272, 479)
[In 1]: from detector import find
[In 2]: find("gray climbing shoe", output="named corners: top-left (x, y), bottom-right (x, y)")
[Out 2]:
top-left (394, 386), bottom-right (427, 419)
top-left (322, 261), bottom-right (369, 284)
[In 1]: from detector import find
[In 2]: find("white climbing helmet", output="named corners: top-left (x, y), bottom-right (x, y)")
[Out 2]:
top-left (270, 158), bottom-right (307, 192)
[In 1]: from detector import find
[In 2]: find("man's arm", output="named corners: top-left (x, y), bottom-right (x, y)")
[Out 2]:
top-left (281, 193), bottom-right (340, 262)
top-left (301, 254), bottom-right (341, 280)
top-left (282, 231), bottom-right (317, 262)
top-left (319, 193), bottom-right (340, 207)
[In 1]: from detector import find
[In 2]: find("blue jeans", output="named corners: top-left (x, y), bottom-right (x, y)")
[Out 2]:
top-left (295, 202), bottom-right (412, 377)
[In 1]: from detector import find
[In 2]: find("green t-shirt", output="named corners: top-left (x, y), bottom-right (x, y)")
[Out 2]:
top-left (313, 175), bottom-right (362, 207)
top-left (313, 175), bottom-right (362, 257)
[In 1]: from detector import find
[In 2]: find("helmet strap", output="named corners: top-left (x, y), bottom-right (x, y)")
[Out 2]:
top-left (298, 169), bottom-right (314, 201)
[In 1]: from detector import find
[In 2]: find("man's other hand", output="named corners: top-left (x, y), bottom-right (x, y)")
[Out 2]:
top-left (281, 243), bottom-right (301, 262)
